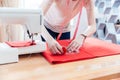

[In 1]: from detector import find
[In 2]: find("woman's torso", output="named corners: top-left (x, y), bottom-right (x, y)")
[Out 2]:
top-left (44, 0), bottom-right (83, 32)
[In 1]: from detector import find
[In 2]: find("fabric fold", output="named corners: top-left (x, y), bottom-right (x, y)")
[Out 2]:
top-left (42, 38), bottom-right (120, 64)
top-left (6, 41), bottom-right (36, 47)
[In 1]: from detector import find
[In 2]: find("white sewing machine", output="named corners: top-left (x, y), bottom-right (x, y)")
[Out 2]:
top-left (0, 8), bottom-right (46, 64)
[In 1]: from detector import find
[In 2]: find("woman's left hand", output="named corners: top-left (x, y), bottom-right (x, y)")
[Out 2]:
top-left (67, 35), bottom-right (85, 53)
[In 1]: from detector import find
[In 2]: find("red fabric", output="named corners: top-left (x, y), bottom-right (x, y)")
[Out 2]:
top-left (62, 47), bottom-right (67, 54)
top-left (42, 37), bottom-right (120, 64)
top-left (82, 38), bottom-right (120, 57)
top-left (6, 41), bottom-right (36, 47)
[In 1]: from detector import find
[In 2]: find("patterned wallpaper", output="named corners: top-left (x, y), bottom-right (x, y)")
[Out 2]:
top-left (94, 0), bottom-right (120, 44)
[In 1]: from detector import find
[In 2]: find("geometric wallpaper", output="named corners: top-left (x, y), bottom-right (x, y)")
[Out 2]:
top-left (94, 0), bottom-right (120, 44)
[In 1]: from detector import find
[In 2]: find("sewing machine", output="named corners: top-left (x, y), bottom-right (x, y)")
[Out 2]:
top-left (0, 8), bottom-right (46, 64)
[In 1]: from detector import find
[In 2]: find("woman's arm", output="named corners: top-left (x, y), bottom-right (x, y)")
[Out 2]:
top-left (67, 0), bottom-right (96, 52)
top-left (40, 0), bottom-right (55, 42)
top-left (40, 0), bottom-right (63, 54)
top-left (82, 0), bottom-right (96, 37)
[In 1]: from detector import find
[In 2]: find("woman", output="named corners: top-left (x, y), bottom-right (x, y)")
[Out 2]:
top-left (40, 0), bottom-right (96, 55)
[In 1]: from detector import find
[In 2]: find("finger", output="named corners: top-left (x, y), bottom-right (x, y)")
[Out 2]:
top-left (67, 40), bottom-right (75, 49)
top-left (67, 49), bottom-right (72, 53)
top-left (73, 46), bottom-right (80, 53)
top-left (56, 43), bottom-right (64, 54)
top-left (73, 43), bottom-right (83, 53)
top-left (67, 41), bottom-right (78, 52)
top-left (67, 42), bottom-right (82, 53)
top-left (67, 41), bottom-right (75, 51)
top-left (50, 47), bottom-right (56, 54)
top-left (71, 43), bottom-right (79, 52)
top-left (69, 42), bottom-right (77, 52)
top-left (76, 44), bottom-right (82, 51)
top-left (49, 45), bottom-right (58, 54)
top-left (54, 46), bottom-right (62, 54)
top-left (74, 49), bottom-right (80, 53)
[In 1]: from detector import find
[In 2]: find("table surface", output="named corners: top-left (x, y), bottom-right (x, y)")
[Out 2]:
top-left (0, 54), bottom-right (120, 80)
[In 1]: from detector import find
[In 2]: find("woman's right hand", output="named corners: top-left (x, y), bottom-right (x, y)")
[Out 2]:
top-left (48, 39), bottom-right (63, 55)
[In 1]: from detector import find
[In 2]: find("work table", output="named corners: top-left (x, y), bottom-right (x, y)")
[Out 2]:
top-left (0, 54), bottom-right (120, 80)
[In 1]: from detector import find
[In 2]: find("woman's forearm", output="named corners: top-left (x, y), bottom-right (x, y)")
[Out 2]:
top-left (41, 25), bottom-right (55, 43)
top-left (83, 0), bottom-right (96, 37)
top-left (40, 0), bottom-right (55, 42)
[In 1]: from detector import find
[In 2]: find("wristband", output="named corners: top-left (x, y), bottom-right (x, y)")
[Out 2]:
top-left (80, 34), bottom-right (87, 43)
top-left (81, 34), bottom-right (87, 39)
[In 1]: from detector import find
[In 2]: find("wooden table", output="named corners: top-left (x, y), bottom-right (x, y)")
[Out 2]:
top-left (0, 54), bottom-right (120, 80)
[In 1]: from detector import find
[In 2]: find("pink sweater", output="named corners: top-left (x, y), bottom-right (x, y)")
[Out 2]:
top-left (44, 0), bottom-right (84, 32)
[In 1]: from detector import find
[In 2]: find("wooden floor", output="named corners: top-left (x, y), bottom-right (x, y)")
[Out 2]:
top-left (0, 53), bottom-right (120, 80)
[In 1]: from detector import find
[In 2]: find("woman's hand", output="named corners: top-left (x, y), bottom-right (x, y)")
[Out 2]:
top-left (67, 35), bottom-right (85, 53)
top-left (48, 39), bottom-right (64, 55)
